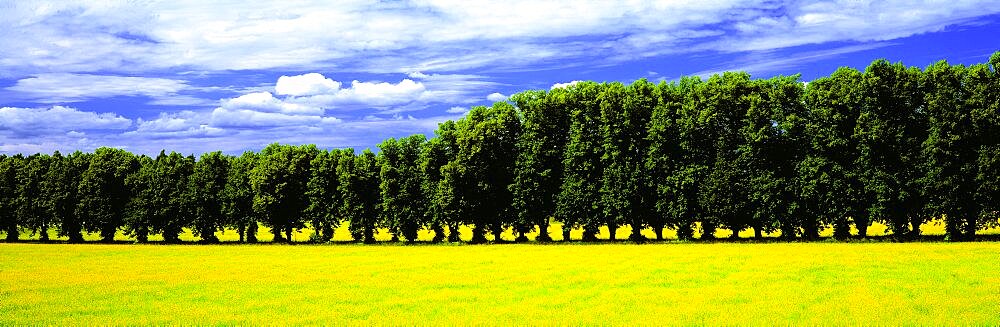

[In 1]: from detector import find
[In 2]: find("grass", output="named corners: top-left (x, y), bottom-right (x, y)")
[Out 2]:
top-left (1, 242), bottom-right (998, 325)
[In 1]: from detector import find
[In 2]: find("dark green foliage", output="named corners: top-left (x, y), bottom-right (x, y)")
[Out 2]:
top-left (77, 147), bottom-right (139, 242)
top-left (306, 149), bottom-right (342, 243)
top-left (251, 144), bottom-right (317, 243)
top-left (187, 152), bottom-right (230, 243)
top-left (223, 152), bottom-right (259, 242)
top-left (42, 151), bottom-right (89, 242)
top-left (555, 81), bottom-right (606, 241)
top-left (511, 89), bottom-right (570, 242)
top-left (379, 135), bottom-right (427, 242)
top-left (17, 154), bottom-right (51, 240)
top-left (338, 149), bottom-right (381, 243)
top-left (421, 121), bottom-right (459, 242)
top-left (0, 155), bottom-right (24, 240)
top-left (600, 80), bottom-right (656, 241)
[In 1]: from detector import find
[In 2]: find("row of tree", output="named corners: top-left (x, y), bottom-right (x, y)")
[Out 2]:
top-left (1, 54), bottom-right (999, 243)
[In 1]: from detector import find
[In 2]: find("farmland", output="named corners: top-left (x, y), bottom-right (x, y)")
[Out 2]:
top-left (1, 241), bottom-right (998, 325)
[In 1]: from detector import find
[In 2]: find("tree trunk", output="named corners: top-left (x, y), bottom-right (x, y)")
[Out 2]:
top-left (754, 226), bottom-right (763, 240)
top-left (629, 221), bottom-right (645, 242)
top-left (39, 229), bottom-right (49, 241)
top-left (654, 226), bottom-right (663, 241)
top-left (238, 223), bottom-right (246, 243)
top-left (833, 218), bottom-right (850, 240)
top-left (700, 221), bottom-right (717, 240)
top-left (135, 226), bottom-right (148, 243)
top-left (963, 216), bottom-right (977, 241)
top-left (431, 223), bottom-right (445, 243)
top-left (247, 223), bottom-right (258, 243)
top-left (5, 228), bottom-right (18, 241)
top-left (101, 225), bottom-right (115, 243)
top-left (536, 222), bottom-right (552, 242)
top-left (562, 228), bottom-right (571, 242)
top-left (271, 225), bottom-right (285, 243)
top-left (908, 216), bottom-right (921, 240)
top-left (677, 223), bottom-right (694, 241)
top-left (447, 225), bottom-right (461, 242)
top-left (582, 227), bottom-right (598, 242)
top-left (284, 227), bottom-right (293, 243)
top-left (729, 228), bottom-right (740, 240)
top-left (608, 224), bottom-right (617, 241)
top-left (363, 226), bottom-right (375, 244)
top-left (492, 228), bottom-right (503, 243)
top-left (68, 228), bottom-right (84, 243)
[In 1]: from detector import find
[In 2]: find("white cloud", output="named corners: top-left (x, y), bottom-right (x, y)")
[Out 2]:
top-left (551, 80), bottom-right (582, 89)
top-left (222, 91), bottom-right (323, 115)
top-left (446, 106), bottom-right (469, 114)
top-left (4, 73), bottom-right (191, 103)
top-left (1, 1), bottom-right (995, 75)
top-left (275, 73), bottom-right (342, 96)
top-left (0, 106), bottom-right (131, 134)
top-left (486, 92), bottom-right (507, 102)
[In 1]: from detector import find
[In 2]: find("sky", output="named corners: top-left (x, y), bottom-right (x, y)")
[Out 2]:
top-left (1, 0), bottom-right (999, 156)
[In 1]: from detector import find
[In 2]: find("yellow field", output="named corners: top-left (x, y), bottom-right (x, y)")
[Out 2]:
top-left (1, 242), bottom-right (998, 325)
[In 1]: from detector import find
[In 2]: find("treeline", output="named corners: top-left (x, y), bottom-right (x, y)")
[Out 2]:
top-left (2, 54), bottom-right (999, 243)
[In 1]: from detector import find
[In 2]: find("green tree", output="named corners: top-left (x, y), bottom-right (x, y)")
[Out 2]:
top-left (556, 81), bottom-right (606, 241)
top-left (973, 52), bottom-right (1000, 232)
top-left (922, 60), bottom-right (979, 241)
top-left (187, 151), bottom-right (230, 243)
top-left (77, 147), bottom-right (138, 242)
top-left (511, 89), bottom-right (571, 242)
top-left (421, 121), bottom-right (459, 242)
top-left (647, 78), bottom-right (704, 240)
top-left (798, 67), bottom-right (866, 239)
top-left (0, 155), bottom-right (25, 241)
top-left (124, 154), bottom-right (157, 242)
top-left (339, 149), bottom-right (381, 243)
top-left (452, 102), bottom-right (522, 243)
top-left (600, 80), bottom-right (656, 241)
top-left (42, 151), bottom-right (89, 242)
top-left (17, 154), bottom-right (51, 240)
top-left (379, 135), bottom-right (427, 242)
top-left (251, 143), bottom-right (317, 243)
top-left (223, 151), bottom-right (259, 242)
top-left (305, 149), bottom-right (342, 242)
top-left (856, 60), bottom-right (927, 239)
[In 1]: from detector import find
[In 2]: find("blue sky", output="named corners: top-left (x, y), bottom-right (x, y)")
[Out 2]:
top-left (1, 1), bottom-right (999, 155)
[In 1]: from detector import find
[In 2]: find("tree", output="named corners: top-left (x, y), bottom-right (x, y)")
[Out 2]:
top-left (511, 89), bottom-right (571, 242)
top-left (973, 52), bottom-right (1000, 233)
top-left (187, 151), bottom-right (230, 243)
top-left (922, 60), bottom-right (979, 241)
top-left (223, 151), bottom-right (259, 242)
top-left (600, 80), bottom-right (656, 241)
top-left (421, 121), bottom-right (459, 242)
top-left (0, 155), bottom-right (24, 241)
top-left (798, 67), bottom-right (866, 240)
top-left (647, 78), bottom-right (703, 240)
top-left (251, 143), bottom-right (316, 243)
top-left (77, 147), bottom-right (138, 242)
top-left (339, 149), bottom-right (381, 243)
top-left (42, 151), bottom-right (89, 242)
top-left (856, 60), bottom-right (927, 239)
top-left (556, 81), bottom-right (606, 241)
top-left (17, 154), bottom-right (51, 240)
top-left (379, 135), bottom-right (427, 242)
top-left (452, 102), bottom-right (522, 243)
top-left (124, 154), bottom-right (157, 242)
top-left (305, 149), bottom-right (342, 243)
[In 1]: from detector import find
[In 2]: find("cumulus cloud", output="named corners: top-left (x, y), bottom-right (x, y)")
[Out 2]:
top-left (446, 106), bottom-right (469, 114)
top-left (222, 91), bottom-right (323, 115)
top-left (275, 73), bottom-right (342, 96)
top-left (486, 92), bottom-right (507, 102)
